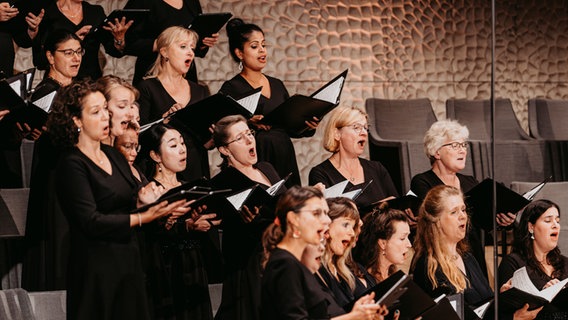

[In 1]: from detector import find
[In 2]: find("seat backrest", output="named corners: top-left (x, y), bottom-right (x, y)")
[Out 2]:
top-left (510, 181), bottom-right (568, 254)
top-left (19, 139), bottom-right (35, 188)
top-left (446, 99), bottom-right (530, 140)
top-left (365, 98), bottom-right (436, 141)
top-left (527, 99), bottom-right (568, 140)
top-left (0, 188), bottom-right (30, 237)
top-left (0, 288), bottom-right (35, 320)
top-left (28, 290), bottom-right (66, 320)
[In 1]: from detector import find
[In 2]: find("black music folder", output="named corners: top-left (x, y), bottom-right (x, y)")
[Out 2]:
top-left (323, 179), bottom-right (373, 201)
top-left (90, 9), bottom-right (150, 40)
top-left (10, 0), bottom-right (44, 16)
top-left (188, 12), bottom-right (233, 39)
top-left (420, 295), bottom-right (462, 320)
top-left (131, 178), bottom-right (214, 213)
top-left (465, 178), bottom-right (530, 232)
top-left (0, 68), bottom-right (57, 130)
top-left (140, 88), bottom-right (261, 145)
top-left (344, 270), bottom-right (410, 311)
top-left (262, 69), bottom-right (348, 136)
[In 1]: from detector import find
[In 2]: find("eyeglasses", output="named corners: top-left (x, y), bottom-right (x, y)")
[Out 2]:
top-left (342, 123), bottom-right (370, 134)
top-left (441, 141), bottom-right (469, 150)
top-left (226, 129), bottom-right (255, 145)
top-left (55, 48), bottom-right (86, 57)
top-left (121, 143), bottom-right (141, 153)
top-left (295, 209), bottom-right (327, 217)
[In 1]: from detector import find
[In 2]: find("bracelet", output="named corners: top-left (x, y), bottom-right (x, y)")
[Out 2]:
top-left (114, 38), bottom-right (124, 46)
top-left (137, 213), bottom-right (142, 227)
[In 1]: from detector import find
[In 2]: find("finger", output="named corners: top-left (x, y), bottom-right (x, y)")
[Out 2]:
top-left (210, 219), bottom-right (222, 226)
top-left (200, 213), bottom-right (217, 220)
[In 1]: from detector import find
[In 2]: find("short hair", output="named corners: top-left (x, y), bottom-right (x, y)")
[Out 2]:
top-left (212, 114), bottom-right (248, 169)
top-left (137, 123), bottom-right (177, 178)
top-left (322, 106), bottom-right (367, 153)
top-left (226, 18), bottom-right (264, 63)
top-left (43, 29), bottom-right (81, 54)
top-left (423, 120), bottom-right (469, 164)
top-left (145, 26), bottom-right (199, 78)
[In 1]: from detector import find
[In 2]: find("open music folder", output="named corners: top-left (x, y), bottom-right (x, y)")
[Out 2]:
top-left (89, 9), bottom-right (150, 41)
top-left (188, 12), bottom-right (233, 39)
top-left (262, 69), bottom-right (348, 136)
top-left (323, 179), bottom-right (373, 201)
top-left (140, 87), bottom-right (262, 145)
top-left (0, 68), bottom-right (57, 130)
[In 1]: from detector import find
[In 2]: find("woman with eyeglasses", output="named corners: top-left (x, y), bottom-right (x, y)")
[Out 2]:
top-left (33, 0), bottom-right (132, 80)
top-left (210, 114), bottom-right (286, 320)
top-left (308, 106), bottom-right (398, 217)
top-left (137, 122), bottom-right (219, 320)
top-left (409, 119), bottom-right (515, 277)
top-left (219, 18), bottom-right (319, 187)
top-left (21, 29), bottom-right (84, 291)
top-left (113, 121), bottom-right (146, 183)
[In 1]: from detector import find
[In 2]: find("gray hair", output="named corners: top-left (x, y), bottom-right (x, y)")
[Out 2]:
top-left (423, 120), bottom-right (469, 164)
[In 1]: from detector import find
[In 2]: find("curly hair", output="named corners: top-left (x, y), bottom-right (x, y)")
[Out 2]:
top-left (354, 203), bottom-right (409, 282)
top-left (423, 120), bottom-right (469, 165)
top-left (513, 199), bottom-right (565, 279)
top-left (46, 80), bottom-right (100, 148)
top-left (411, 185), bottom-right (470, 292)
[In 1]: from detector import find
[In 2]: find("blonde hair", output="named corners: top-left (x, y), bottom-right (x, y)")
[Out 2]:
top-left (97, 75), bottom-right (140, 101)
top-left (412, 185), bottom-right (469, 292)
top-left (321, 197), bottom-right (360, 291)
top-left (145, 26), bottom-right (199, 79)
top-left (322, 106), bottom-right (367, 153)
top-left (423, 120), bottom-right (469, 165)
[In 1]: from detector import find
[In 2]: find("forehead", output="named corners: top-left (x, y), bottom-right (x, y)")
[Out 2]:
top-left (116, 129), bottom-right (138, 143)
top-left (227, 121), bottom-right (249, 136)
top-left (303, 196), bottom-right (328, 210)
top-left (57, 39), bottom-right (81, 49)
top-left (109, 86), bottom-right (134, 100)
top-left (442, 194), bottom-right (465, 211)
top-left (537, 207), bottom-right (560, 220)
top-left (391, 220), bottom-right (410, 234)
top-left (82, 91), bottom-right (106, 110)
top-left (161, 128), bottom-right (182, 142)
top-left (246, 30), bottom-right (265, 43)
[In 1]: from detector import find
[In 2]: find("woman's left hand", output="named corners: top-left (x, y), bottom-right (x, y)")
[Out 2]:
top-left (542, 278), bottom-right (560, 289)
top-left (137, 181), bottom-right (165, 205)
top-left (25, 9), bottom-right (44, 39)
top-left (201, 33), bottom-right (219, 48)
top-left (103, 16), bottom-right (133, 48)
top-left (305, 116), bottom-right (320, 130)
top-left (496, 212), bottom-right (516, 227)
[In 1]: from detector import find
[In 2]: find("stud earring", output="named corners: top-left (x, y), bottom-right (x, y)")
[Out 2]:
top-left (77, 127), bottom-right (81, 133)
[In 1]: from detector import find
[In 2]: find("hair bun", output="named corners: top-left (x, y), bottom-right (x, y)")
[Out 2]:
top-left (226, 18), bottom-right (245, 34)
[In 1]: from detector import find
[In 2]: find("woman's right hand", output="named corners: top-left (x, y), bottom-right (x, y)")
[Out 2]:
top-left (75, 25), bottom-right (92, 40)
top-left (137, 181), bottom-right (165, 206)
top-left (138, 199), bottom-right (189, 226)
top-left (0, 3), bottom-right (18, 22)
top-left (513, 303), bottom-right (542, 320)
top-left (162, 103), bottom-right (185, 121)
top-left (348, 292), bottom-right (382, 320)
top-left (240, 205), bottom-right (260, 223)
top-left (248, 114), bottom-right (271, 131)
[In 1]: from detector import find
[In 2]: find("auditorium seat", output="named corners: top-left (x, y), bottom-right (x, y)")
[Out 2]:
top-left (446, 98), bottom-right (551, 187)
top-left (510, 181), bottom-right (568, 253)
top-left (0, 288), bottom-right (66, 320)
top-left (366, 98), bottom-right (466, 193)
top-left (527, 98), bottom-right (568, 140)
top-left (19, 140), bottom-right (34, 189)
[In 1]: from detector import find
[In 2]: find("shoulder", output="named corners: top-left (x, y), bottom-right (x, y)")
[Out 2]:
top-left (499, 252), bottom-right (524, 269)
top-left (361, 158), bottom-right (387, 171)
top-left (457, 173), bottom-right (478, 191)
top-left (411, 170), bottom-right (435, 183)
top-left (310, 159), bottom-right (333, 173)
top-left (82, 2), bottom-right (104, 15)
top-left (308, 159), bottom-right (334, 183)
top-left (256, 161), bottom-right (279, 177)
top-left (265, 249), bottom-right (303, 275)
top-left (219, 75), bottom-right (246, 94)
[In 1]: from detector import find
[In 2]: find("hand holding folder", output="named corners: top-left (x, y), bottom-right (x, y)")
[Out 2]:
top-left (89, 9), bottom-right (149, 41)
top-left (188, 12), bottom-right (233, 39)
top-left (262, 69), bottom-right (348, 136)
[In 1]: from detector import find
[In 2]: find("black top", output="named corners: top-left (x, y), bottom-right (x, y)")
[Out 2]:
top-left (136, 77), bottom-right (210, 181)
top-left (33, 1), bottom-right (123, 80)
top-left (210, 162), bottom-right (282, 270)
top-left (316, 266), bottom-right (354, 309)
top-left (56, 144), bottom-right (150, 319)
top-left (410, 169), bottom-right (479, 199)
top-left (309, 158), bottom-right (399, 216)
top-left (220, 74), bottom-right (288, 117)
top-left (261, 248), bottom-right (346, 320)
top-left (498, 252), bottom-right (568, 318)
top-left (124, 0), bottom-right (206, 85)
top-left (412, 252), bottom-right (493, 318)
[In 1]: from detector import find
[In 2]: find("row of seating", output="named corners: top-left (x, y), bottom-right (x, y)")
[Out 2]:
top-left (366, 98), bottom-right (568, 194)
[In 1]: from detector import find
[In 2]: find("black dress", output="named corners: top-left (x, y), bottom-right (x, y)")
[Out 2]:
top-left (56, 145), bottom-right (150, 320)
top-left (409, 169), bottom-right (487, 277)
top-left (123, 0), bottom-right (206, 85)
top-left (210, 162), bottom-right (283, 320)
top-left (220, 74), bottom-right (313, 187)
top-left (498, 252), bottom-right (568, 319)
top-left (261, 248), bottom-right (346, 320)
top-left (136, 77), bottom-right (210, 182)
top-left (144, 179), bottom-right (213, 320)
top-left (21, 79), bottom-right (67, 291)
top-left (33, 1), bottom-right (123, 81)
top-left (308, 158), bottom-right (399, 216)
top-left (412, 252), bottom-right (493, 320)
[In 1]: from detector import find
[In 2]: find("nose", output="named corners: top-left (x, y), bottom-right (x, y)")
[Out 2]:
top-left (406, 238), bottom-right (412, 248)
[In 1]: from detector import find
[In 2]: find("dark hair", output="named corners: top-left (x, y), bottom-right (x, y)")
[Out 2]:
top-left (137, 123), bottom-right (176, 178)
top-left (46, 79), bottom-right (100, 148)
top-left (354, 203), bottom-right (409, 281)
top-left (44, 29), bottom-right (82, 54)
top-left (213, 114), bottom-right (248, 169)
top-left (261, 186), bottom-right (324, 267)
top-left (513, 199), bottom-right (565, 279)
top-left (226, 18), bottom-right (264, 63)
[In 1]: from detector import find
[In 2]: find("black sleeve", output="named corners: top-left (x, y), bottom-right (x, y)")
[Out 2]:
top-left (56, 153), bottom-right (131, 241)
top-left (497, 254), bottom-right (522, 288)
top-left (123, 0), bottom-right (155, 56)
top-left (136, 80), bottom-right (154, 124)
top-left (410, 173), bottom-right (434, 199)
top-left (308, 164), bottom-right (333, 188)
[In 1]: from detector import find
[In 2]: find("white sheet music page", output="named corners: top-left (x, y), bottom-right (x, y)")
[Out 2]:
top-left (235, 90), bottom-right (261, 114)
top-left (511, 266), bottom-right (568, 301)
top-left (32, 91), bottom-right (57, 112)
top-left (266, 179), bottom-right (285, 196)
top-left (312, 76), bottom-right (344, 104)
top-left (323, 180), bottom-right (349, 198)
top-left (226, 188), bottom-right (253, 210)
top-left (340, 188), bottom-right (361, 200)
top-left (9, 79), bottom-right (22, 97)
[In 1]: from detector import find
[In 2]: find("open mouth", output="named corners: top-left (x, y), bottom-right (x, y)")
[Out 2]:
top-left (184, 59), bottom-right (191, 67)
top-left (248, 147), bottom-right (256, 157)
top-left (551, 232), bottom-right (559, 239)
top-left (458, 223), bottom-right (466, 230)
top-left (341, 239), bottom-right (350, 248)
top-left (258, 55), bottom-right (266, 62)
top-left (357, 139), bottom-right (366, 147)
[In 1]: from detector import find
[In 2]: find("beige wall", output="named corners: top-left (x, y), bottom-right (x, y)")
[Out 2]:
top-left (14, 0), bottom-right (568, 185)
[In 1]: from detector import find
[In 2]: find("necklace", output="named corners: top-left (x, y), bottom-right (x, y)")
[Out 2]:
top-left (332, 154), bottom-right (358, 182)
top-left (57, 2), bottom-right (82, 19)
